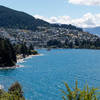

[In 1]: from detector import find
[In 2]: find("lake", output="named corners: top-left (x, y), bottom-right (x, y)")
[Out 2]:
top-left (0, 49), bottom-right (100, 100)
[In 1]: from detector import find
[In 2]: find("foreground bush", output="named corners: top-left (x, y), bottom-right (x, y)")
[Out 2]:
top-left (0, 82), bottom-right (25, 100)
top-left (60, 81), bottom-right (99, 100)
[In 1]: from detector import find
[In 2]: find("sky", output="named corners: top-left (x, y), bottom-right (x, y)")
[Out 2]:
top-left (0, 0), bottom-right (100, 28)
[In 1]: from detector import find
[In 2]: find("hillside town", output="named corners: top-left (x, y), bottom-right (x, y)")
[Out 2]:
top-left (0, 27), bottom-right (99, 48)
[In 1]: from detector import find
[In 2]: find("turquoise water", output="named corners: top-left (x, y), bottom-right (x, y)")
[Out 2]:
top-left (0, 49), bottom-right (100, 100)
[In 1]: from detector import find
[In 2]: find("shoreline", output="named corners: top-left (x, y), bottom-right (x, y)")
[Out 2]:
top-left (0, 65), bottom-right (21, 70)
top-left (0, 54), bottom-right (42, 70)
top-left (17, 54), bottom-right (42, 63)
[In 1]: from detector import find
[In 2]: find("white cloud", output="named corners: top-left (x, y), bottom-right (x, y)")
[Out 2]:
top-left (34, 13), bottom-right (100, 28)
top-left (68, 0), bottom-right (100, 6)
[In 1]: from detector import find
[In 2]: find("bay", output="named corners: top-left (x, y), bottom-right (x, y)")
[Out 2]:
top-left (0, 49), bottom-right (100, 100)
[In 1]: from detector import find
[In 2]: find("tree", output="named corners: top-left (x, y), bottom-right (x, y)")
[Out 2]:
top-left (0, 38), bottom-right (16, 67)
top-left (20, 43), bottom-right (28, 58)
top-left (47, 39), bottom-right (62, 48)
top-left (8, 82), bottom-right (23, 97)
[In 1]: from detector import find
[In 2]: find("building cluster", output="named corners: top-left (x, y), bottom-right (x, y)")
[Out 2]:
top-left (0, 27), bottom-right (99, 48)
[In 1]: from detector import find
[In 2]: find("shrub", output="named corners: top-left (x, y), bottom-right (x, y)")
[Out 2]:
top-left (0, 82), bottom-right (25, 100)
top-left (31, 50), bottom-right (38, 55)
top-left (60, 81), bottom-right (100, 100)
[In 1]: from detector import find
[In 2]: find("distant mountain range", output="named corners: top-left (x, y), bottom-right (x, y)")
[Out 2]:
top-left (84, 27), bottom-right (100, 36)
top-left (0, 5), bottom-right (82, 31)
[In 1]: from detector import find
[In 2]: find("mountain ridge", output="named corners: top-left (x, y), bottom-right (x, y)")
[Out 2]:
top-left (0, 5), bottom-right (50, 30)
top-left (0, 5), bottom-right (82, 31)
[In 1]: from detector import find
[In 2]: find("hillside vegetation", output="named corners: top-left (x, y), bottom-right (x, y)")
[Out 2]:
top-left (0, 5), bottom-right (82, 31)
top-left (0, 5), bottom-right (49, 30)
top-left (0, 38), bottom-right (16, 67)
top-left (0, 37), bottom-right (38, 67)
top-left (0, 82), bottom-right (25, 100)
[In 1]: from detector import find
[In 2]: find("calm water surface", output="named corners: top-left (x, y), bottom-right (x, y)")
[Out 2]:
top-left (0, 49), bottom-right (100, 100)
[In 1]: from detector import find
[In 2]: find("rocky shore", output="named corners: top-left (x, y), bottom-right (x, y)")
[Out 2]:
top-left (0, 53), bottom-right (40, 70)
top-left (17, 53), bottom-right (40, 63)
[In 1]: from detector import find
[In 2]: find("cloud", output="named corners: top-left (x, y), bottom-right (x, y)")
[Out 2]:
top-left (34, 13), bottom-right (100, 28)
top-left (68, 0), bottom-right (100, 6)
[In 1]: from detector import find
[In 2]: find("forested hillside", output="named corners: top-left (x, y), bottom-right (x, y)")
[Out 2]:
top-left (0, 5), bottom-right (49, 30)
top-left (0, 5), bottom-right (82, 31)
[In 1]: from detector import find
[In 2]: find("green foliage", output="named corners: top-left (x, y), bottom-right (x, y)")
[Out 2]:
top-left (8, 82), bottom-right (23, 96)
top-left (64, 38), bottom-right (100, 49)
top-left (51, 24), bottom-right (83, 31)
top-left (47, 38), bottom-right (100, 49)
top-left (14, 43), bottom-right (37, 57)
top-left (47, 39), bottom-right (63, 48)
top-left (31, 50), bottom-right (38, 55)
top-left (60, 81), bottom-right (100, 100)
top-left (0, 38), bottom-right (16, 67)
top-left (0, 6), bottom-right (49, 30)
top-left (20, 43), bottom-right (28, 58)
top-left (0, 6), bottom-right (83, 31)
top-left (0, 36), bottom-right (38, 67)
top-left (0, 82), bottom-right (25, 100)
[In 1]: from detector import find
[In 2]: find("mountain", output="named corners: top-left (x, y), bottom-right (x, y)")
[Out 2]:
top-left (0, 5), bottom-right (50, 30)
top-left (84, 27), bottom-right (100, 36)
top-left (1, 5), bottom-right (100, 50)
top-left (0, 5), bottom-right (82, 31)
